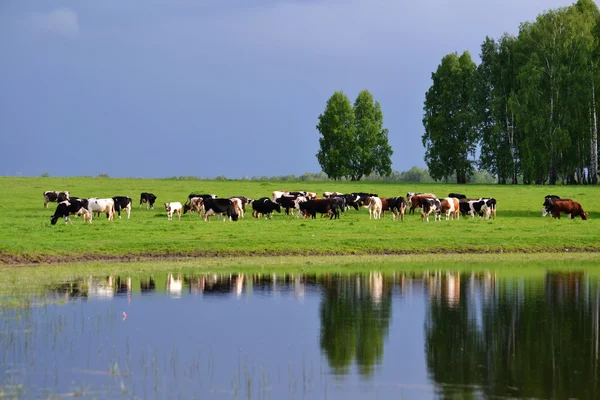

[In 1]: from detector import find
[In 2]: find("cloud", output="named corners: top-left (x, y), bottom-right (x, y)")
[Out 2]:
top-left (32, 8), bottom-right (79, 39)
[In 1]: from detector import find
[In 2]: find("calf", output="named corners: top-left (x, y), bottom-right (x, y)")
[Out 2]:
top-left (203, 198), bottom-right (238, 221)
top-left (139, 192), bottom-right (157, 209)
top-left (551, 199), bottom-right (588, 220)
top-left (43, 191), bottom-right (70, 208)
top-left (441, 197), bottom-right (460, 220)
top-left (421, 198), bottom-right (442, 222)
top-left (164, 202), bottom-right (183, 221)
top-left (253, 197), bottom-right (282, 219)
top-left (112, 196), bottom-right (132, 219)
top-left (87, 198), bottom-right (115, 222)
top-left (50, 199), bottom-right (91, 225)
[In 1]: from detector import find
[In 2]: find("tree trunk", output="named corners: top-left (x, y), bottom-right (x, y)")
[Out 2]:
top-left (591, 65), bottom-right (598, 184)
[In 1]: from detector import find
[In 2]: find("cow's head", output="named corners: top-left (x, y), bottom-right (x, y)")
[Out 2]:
top-left (183, 203), bottom-right (191, 214)
top-left (50, 215), bottom-right (59, 225)
top-left (164, 203), bottom-right (171, 212)
top-left (582, 212), bottom-right (590, 220)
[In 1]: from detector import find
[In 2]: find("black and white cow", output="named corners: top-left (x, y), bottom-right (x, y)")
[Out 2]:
top-left (421, 198), bottom-right (442, 222)
top-left (140, 192), bottom-right (157, 209)
top-left (50, 199), bottom-right (91, 225)
top-left (43, 191), bottom-right (70, 208)
top-left (202, 198), bottom-right (238, 221)
top-left (252, 197), bottom-right (281, 219)
top-left (542, 195), bottom-right (568, 217)
top-left (112, 196), bottom-right (132, 219)
top-left (460, 198), bottom-right (497, 219)
top-left (276, 194), bottom-right (304, 215)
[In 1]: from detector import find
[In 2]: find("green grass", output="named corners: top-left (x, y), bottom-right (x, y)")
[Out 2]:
top-left (0, 176), bottom-right (599, 264)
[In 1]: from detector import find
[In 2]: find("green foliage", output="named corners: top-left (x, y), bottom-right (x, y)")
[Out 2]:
top-left (423, 52), bottom-right (478, 184)
top-left (317, 90), bottom-right (393, 181)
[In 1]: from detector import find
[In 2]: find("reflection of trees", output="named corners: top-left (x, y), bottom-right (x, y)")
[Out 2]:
top-left (425, 271), bottom-right (600, 399)
top-left (320, 272), bottom-right (392, 377)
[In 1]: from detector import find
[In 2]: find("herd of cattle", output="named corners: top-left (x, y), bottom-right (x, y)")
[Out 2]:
top-left (43, 189), bottom-right (589, 225)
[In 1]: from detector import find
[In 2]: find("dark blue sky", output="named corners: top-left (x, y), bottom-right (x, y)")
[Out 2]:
top-left (0, 0), bottom-right (573, 178)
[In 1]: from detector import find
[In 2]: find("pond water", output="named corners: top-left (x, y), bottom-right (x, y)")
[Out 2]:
top-left (1, 269), bottom-right (599, 399)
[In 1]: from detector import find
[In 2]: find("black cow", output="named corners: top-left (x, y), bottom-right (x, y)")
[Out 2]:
top-left (113, 196), bottom-right (132, 219)
top-left (202, 198), bottom-right (238, 221)
top-left (50, 199), bottom-right (90, 225)
top-left (276, 195), bottom-right (302, 215)
top-left (386, 196), bottom-right (407, 221)
top-left (140, 192), bottom-right (157, 209)
top-left (252, 197), bottom-right (281, 219)
top-left (299, 199), bottom-right (340, 220)
top-left (448, 193), bottom-right (466, 199)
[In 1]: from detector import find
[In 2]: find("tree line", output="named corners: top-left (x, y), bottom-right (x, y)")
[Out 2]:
top-left (423, 0), bottom-right (599, 184)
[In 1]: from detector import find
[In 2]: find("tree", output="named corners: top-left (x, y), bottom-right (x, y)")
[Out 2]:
top-left (422, 51), bottom-right (478, 184)
top-left (316, 91), bottom-right (355, 180)
top-left (350, 90), bottom-right (393, 181)
top-left (316, 90), bottom-right (393, 181)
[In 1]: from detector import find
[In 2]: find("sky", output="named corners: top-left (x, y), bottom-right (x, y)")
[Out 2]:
top-left (0, 0), bottom-right (577, 179)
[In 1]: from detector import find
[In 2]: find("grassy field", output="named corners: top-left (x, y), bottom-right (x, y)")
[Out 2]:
top-left (0, 176), bottom-right (598, 264)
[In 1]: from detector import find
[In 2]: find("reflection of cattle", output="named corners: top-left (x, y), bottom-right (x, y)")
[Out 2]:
top-left (140, 277), bottom-right (156, 293)
top-left (550, 199), bottom-right (589, 220)
top-left (44, 191), bottom-right (70, 208)
top-left (88, 276), bottom-right (115, 300)
top-left (50, 199), bottom-right (91, 225)
top-left (140, 192), bottom-right (157, 209)
top-left (167, 274), bottom-right (183, 297)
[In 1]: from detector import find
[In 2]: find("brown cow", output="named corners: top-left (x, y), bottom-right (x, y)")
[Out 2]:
top-left (551, 200), bottom-right (589, 220)
top-left (408, 193), bottom-right (437, 215)
top-left (441, 197), bottom-right (460, 220)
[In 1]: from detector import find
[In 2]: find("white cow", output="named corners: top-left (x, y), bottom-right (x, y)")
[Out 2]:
top-left (165, 202), bottom-right (182, 221)
top-left (87, 198), bottom-right (115, 222)
top-left (366, 196), bottom-right (382, 220)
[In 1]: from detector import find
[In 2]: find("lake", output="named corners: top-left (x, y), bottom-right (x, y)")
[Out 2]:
top-left (1, 268), bottom-right (599, 399)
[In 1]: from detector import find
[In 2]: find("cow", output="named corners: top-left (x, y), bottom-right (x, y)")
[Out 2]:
top-left (139, 192), bottom-right (157, 209)
top-left (298, 199), bottom-right (340, 219)
top-left (87, 198), bottom-right (115, 222)
top-left (276, 194), bottom-right (304, 215)
top-left (253, 197), bottom-right (282, 219)
top-left (202, 198), bottom-right (238, 221)
top-left (343, 194), bottom-right (362, 210)
top-left (550, 199), bottom-right (589, 220)
top-left (421, 198), bottom-right (442, 222)
top-left (441, 197), bottom-right (460, 220)
top-left (184, 194), bottom-right (217, 214)
top-left (408, 193), bottom-right (437, 215)
top-left (229, 196), bottom-right (252, 215)
top-left (365, 196), bottom-right (382, 220)
top-left (323, 192), bottom-right (343, 199)
top-left (461, 198), bottom-right (497, 219)
top-left (448, 193), bottom-right (467, 200)
top-left (112, 196), bottom-right (132, 219)
top-left (43, 191), bottom-right (70, 208)
top-left (50, 199), bottom-right (91, 225)
top-left (164, 202), bottom-right (183, 221)
top-left (229, 197), bottom-right (244, 218)
top-left (272, 191), bottom-right (289, 202)
top-left (542, 195), bottom-right (568, 217)
top-left (386, 196), bottom-right (407, 221)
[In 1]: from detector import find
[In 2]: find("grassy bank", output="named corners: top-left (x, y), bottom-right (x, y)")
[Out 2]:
top-left (0, 177), bottom-right (598, 264)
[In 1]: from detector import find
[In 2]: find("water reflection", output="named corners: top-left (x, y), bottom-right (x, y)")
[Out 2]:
top-left (2, 269), bottom-right (600, 399)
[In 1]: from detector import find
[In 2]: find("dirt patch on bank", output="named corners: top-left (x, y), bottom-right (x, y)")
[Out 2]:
top-left (2, 247), bottom-right (600, 266)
